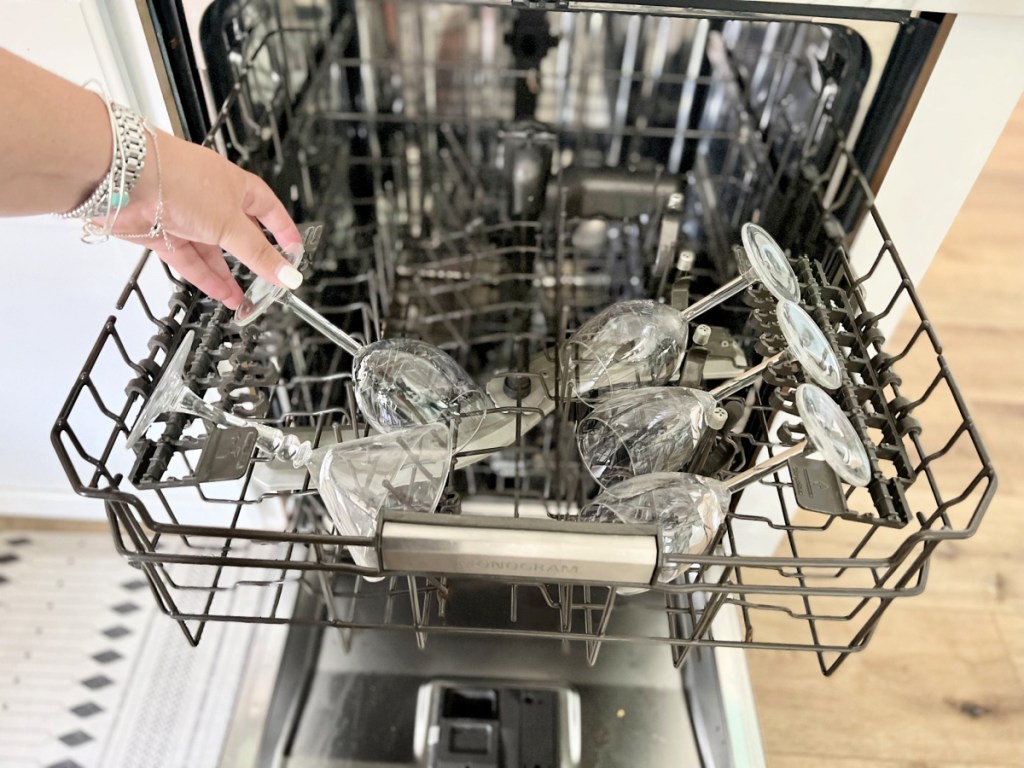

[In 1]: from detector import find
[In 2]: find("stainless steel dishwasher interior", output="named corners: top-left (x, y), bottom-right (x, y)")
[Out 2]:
top-left (234, 577), bottom-right (709, 767)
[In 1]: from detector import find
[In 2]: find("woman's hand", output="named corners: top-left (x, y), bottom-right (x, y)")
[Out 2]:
top-left (105, 129), bottom-right (302, 309)
top-left (0, 49), bottom-right (301, 309)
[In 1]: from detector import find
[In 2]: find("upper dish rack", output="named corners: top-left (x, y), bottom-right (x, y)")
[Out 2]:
top-left (52, 2), bottom-right (994, 675)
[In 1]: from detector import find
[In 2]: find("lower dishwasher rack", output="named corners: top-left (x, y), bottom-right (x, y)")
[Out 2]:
top-left (52, 9), bottom-right (995, 679)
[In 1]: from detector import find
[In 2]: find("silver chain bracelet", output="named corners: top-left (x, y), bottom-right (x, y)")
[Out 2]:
top-left (108, 121), bottom-right (174, 252)
top-left (56, 84), bottom-right (172, 251)
top-left (58, 92), bottom-right (146, 224)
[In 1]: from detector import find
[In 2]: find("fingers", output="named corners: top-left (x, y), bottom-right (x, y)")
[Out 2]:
top-left (242, 173), bottom-right (302, 248)
top-left (123, 141), bottom-right (303, 295)
top-left (194, 242), bottom-right (245, 308)
top-left (218, 214), bottom-right (303, 290)
top-left (154, 241), bottom-right (244, 309)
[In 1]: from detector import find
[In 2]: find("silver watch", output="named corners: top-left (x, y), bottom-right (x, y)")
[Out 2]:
top-left (61, 102), bottom-right (148, 219)
top-left (109, 103), bottom-right (147, 202)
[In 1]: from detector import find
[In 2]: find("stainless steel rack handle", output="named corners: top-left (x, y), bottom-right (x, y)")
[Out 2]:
top-left (379, 512), bottom-right (660, 586)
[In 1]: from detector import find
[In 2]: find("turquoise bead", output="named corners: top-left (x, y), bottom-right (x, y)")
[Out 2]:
top-left (110, 191), bottom-right (130, 208)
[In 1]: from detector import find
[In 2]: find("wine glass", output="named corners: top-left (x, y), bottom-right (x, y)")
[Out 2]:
top-left (317, 424), bottom-right (452, 573)
top-left (577, 299), bottom-right (841, 485)
top-left (579, 383), bottom-right (871, 589)
top-left (565, 223), bottom-right (801, 395)
top-left (234, 244), bottom-right (493, 438)
top-left (125, 331), bottom-right (453, 574)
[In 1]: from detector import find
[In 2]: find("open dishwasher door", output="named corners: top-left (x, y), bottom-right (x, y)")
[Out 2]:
top-left (218, 576), bottom-right (762, 768)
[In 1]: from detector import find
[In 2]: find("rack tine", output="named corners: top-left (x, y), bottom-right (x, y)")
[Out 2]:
top-left (558, 583), bottom-right (573, 634)
top-left (585, 587), bottom-right (617, 666)
top-left (407, 575), bottom-right (429, 650)
top-left (314, 567), bottom-right (345, 648)
top-left (668, 20), bottom-right (710, 174)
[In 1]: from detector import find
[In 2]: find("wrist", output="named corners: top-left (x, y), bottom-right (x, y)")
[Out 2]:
top-left (70, 103), bottom-right (174, 248)
top-left (98, 122), bottom-right (174, 251)
top-left (59, 97), bottom-right (148, 224)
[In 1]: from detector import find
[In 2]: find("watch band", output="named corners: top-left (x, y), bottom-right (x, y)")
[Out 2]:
top-left (60, 102), bottom-right (148, 219)
top-left (109, 103), bottom-right (147, 204)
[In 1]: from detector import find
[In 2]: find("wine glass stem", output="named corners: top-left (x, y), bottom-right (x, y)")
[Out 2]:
top-left (725, 442), bottom-right (806, 492)
top-left (177, 389), bottom-right (288, 459)
top-left (709, 350), bottom-right (789, 400)
top-left (279, 292), bottom-right (364, 356)
top-left (677, 274), bottom-right (748, 324)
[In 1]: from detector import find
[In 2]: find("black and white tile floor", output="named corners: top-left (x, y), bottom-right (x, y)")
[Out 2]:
top-left (0, 529), bottom-right (263, 768)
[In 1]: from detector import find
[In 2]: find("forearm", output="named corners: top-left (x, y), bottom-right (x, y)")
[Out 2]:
top-left (0, 48), bottom-right (113, 216)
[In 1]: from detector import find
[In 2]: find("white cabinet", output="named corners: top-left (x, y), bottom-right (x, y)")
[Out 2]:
top-left (849, 13), bottom-right (1024, 337)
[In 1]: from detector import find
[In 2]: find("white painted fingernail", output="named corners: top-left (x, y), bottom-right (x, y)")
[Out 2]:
top-left (278, 263), bottom-right (303, 290)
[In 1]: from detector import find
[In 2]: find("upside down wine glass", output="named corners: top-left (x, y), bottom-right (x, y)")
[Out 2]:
top-left (234, 243), bottom-right (493, 438)
top-left (577, 299), bottom-right (842, 486)
top-left (126, 331), bottom-right (453, 574)
top-left (566, 223), bottom-right (801, 395)
top-left (579, 383), bottom-right (871, 591)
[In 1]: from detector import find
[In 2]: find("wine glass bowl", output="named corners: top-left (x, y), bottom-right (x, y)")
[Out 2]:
top-left (565, 299), bottom-right (689, 396)
top-left (576, 387), bottom-right (717, 486)
top-left (317, 422), bottom-right (452, 571)
top-left (579, 471), bottom-right (728, 589)
top-left (125, 330), bottom-right (195, 450)
top-left (353, 338), bottom-right (492, 438)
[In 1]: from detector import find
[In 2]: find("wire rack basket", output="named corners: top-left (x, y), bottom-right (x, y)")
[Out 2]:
top-left (52, 2), bottom-right (995, 675)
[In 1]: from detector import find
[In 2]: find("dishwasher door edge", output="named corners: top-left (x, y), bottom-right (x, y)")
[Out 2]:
top-left (218, 583), bottom-right (324, 768)
top-left (693, 604), bottom-right (767, 768)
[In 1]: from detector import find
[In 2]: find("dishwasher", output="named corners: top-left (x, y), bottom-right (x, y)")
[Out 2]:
top-left (52, 2), bottom-right (997, 766)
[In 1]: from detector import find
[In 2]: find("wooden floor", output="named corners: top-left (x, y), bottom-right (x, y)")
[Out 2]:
top-left (747, 98), bottom-right (1024, 766)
